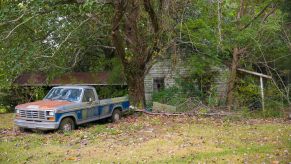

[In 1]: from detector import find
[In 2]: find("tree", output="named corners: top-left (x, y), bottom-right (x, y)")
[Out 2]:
top-left (177, 0), bottom-right (290, 108)
top-left (1, 0), bottom-right (290, 109)
top-left (0, 0), bottom-right (179, 108)
top-left (111, 0), bottom-right (176, 108)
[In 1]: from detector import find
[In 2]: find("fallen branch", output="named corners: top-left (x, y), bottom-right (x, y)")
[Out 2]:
top-left (134, 109), bottom-right (239, 117)
top-left (134, 109), bottom-right (187, 116)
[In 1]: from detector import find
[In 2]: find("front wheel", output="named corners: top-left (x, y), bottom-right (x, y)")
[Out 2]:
top-left (59, 117), bottom-right (75, 132)
top-left (18, 127), bottom-right (30, 133)
top-left (110, 109), bottom-right (121, 123)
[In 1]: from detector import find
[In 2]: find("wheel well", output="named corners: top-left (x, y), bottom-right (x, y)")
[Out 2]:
top-left (61, 116), bottom-right (76, 125)
top-left (113, 107), bottom-right (122, 112)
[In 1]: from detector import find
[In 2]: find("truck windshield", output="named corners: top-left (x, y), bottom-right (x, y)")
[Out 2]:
top-left (45, 88), bottom-right (82, 102)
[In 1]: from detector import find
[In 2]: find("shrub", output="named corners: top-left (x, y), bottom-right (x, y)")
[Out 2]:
top-left (152, 86), bottom-right (188, 106)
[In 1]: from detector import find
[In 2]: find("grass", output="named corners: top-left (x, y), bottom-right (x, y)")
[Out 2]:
top-left (0, 114), bottom-right (290, 163)
top-left (0, 113), bottom-right (14, 129)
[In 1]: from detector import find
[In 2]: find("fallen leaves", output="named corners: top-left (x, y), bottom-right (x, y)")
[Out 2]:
top-left (0, 114), bottom-right (291, 163)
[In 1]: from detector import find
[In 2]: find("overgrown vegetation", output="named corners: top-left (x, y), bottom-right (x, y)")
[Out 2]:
top-left (0, 1), bottom-right (290, 114)
top-left (0, 86), bottom-right (50, 113)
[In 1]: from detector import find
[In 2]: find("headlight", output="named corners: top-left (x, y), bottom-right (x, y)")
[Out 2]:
top-left (47, 111), bottom-right (54, 116)
top-left (16, 109), bottom-right (19, 114)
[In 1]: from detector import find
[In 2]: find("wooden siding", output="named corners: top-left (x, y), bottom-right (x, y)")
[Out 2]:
top-left (144, 60), bottom-right (228, 105)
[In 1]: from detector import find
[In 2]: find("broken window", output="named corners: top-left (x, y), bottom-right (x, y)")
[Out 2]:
top-left (153, 78), bottom-right (165, 92)
top-left (82, 89), bottom-right (95, 102)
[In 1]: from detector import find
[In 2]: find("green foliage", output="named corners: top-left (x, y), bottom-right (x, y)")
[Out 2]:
top-left (95, 86), bottom-right (127, 99)
top-left (281, 0), bottom-right (291, 22)
top-left (152, 71), bottom-right (220, 107)
top-left (152, 86), bottom-right (188, 106)
top-left (0, 0), bottom-right (290, 111)
top-left (234, 77), bottom-right (260, 107)
top-left (238, 79), bottom-right (286, 118)
top-left (0, 86), bottom-right (51, 112)
top-left (0, 0), bottom-right (115, 88)
top-left (32, 87), bottom-right (46, 100)
top-left (108, 57), bottom-right (125, 84)
top-left (0, 106), bottom-right (8, 113)
top-left (242, 103), bottom-right (284, 118)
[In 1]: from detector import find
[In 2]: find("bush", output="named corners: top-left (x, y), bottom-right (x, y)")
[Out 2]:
top-left (234, 76), bottom-right (287, 118)
top-left (152, 71), bottom-right (221, 107)
top-left (234, 77), bottom-right (260, 108)
top-left (0, 86), bottom-right (51, 112)
top-left (152, 86), bottom-right (188, 106)
top-left (95, 86), bottom-right (128, 99)
top-left (0, 106), bottom-right (9, 113)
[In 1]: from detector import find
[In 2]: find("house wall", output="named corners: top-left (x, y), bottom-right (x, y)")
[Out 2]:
top-left (144, 60), bottom-right (228, 105)
top-left (144, 59), bottom-right (188, 104)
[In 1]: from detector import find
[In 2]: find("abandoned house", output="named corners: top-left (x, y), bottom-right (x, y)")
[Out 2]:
top-left (144, 58), bottom-right (228, 104)
top-left (144, 59), bottom-right (189, 103)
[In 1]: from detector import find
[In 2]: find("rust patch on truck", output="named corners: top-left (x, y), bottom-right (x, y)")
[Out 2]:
top-left (16, 100), bottom-right (74, 110)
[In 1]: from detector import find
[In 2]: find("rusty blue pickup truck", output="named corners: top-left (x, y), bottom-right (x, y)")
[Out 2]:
top-left (14, 86), bottom-right (129, 131)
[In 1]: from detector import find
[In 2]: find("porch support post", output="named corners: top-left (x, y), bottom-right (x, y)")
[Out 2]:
top-left (260, 76), bottom-right (265, 111)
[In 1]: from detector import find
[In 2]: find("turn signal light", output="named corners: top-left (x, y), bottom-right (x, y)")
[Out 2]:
top-left (47, 117), bottom-right (55, 121)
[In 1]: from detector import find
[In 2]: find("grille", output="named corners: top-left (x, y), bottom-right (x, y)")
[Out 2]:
top-left (19, 110), bottom-right (46, 120)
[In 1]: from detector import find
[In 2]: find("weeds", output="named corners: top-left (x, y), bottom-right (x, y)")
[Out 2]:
top-left (0, 113), bottom-right (290, 163)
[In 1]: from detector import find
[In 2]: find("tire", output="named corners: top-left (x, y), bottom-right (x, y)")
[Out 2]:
top-left (110, 109), bottom-right (122, 123)
top-left (18, 127), bottom-right (29, 133)
top-left (59, 117), bottom-right (75, 132)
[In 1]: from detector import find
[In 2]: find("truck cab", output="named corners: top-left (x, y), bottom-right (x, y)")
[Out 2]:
top-left (15, 86), bottom-right (130, 131)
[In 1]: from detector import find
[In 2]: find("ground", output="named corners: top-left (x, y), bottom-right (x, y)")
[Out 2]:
top-left (0, 113), bottom-right (290, 163)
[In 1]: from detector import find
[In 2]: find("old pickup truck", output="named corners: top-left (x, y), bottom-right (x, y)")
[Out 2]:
top-left (15, 86), bottom-right (130, 131)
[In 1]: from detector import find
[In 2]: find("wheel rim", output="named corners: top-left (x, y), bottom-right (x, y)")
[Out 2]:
top-left (63, 123), bottom-right (72, 131)
top-left (114, 112), bottom-right (120, 121)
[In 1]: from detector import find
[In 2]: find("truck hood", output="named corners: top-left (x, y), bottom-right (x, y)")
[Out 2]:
top-left (16, 100), bottom-right (75, 110)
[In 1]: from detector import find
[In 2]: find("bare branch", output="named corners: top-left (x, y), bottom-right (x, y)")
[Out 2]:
top-left (52, 49), bottom-right (82, 70)
top-left (262, 5), bottom-right (277, 23)
top-left (250, 36), bottom-right (291, 105)
top-left (240, 1), bottom-right (275, 30)
top-left (1, 16), bottom-right (35, 41)
top-left (0, 14), bottom-right (25, 27)
top-left (36, 18), bottom-right (89, 59)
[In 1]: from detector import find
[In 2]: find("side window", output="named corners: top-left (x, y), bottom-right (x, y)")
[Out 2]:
top-left (82, 89), bottom-right (95, 102)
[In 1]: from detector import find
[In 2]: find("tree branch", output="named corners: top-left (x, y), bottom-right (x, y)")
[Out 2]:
top-left (143, 0), bottom-right (159, 33)
top-left (1, 15), bottom-right (35, 41)
top-left (240, 1), bottom-right (275, 30)
top-left (143, 0), bottom-right (161, 64)
top-left (112, 0), bottom-right (128, 65)
top-left (36, 18), bottom-right (89, 59)
top-left (0, 14), bottom-right (25, 27)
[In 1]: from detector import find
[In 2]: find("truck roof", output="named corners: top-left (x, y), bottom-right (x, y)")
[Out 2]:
top-left (53, 85), bottom-right (95, 89)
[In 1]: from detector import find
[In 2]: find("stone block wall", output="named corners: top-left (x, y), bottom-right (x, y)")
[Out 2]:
top-left (144, 59), bottom-right (188, 104)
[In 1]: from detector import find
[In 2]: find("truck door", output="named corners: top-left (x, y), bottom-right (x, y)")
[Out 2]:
top-left (82, 89), bottom-right (99, 120)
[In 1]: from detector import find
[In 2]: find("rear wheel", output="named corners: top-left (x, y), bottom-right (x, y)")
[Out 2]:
top-left (110, 109), bottom-right (121, 123)
top-left (59, 117), bottom-right (75, 132)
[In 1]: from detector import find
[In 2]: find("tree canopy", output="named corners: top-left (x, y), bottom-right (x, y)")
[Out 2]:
top-left (0, 0), bottom-right (290, 108)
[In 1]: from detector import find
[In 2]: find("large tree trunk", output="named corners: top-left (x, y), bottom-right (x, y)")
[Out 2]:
top-left (126, 73), bottom-right (146, 108)
top-left (123, 61), bottom-right (147, 109)
top-left (226, 47), bottom-right (246, 110)
top-left (226, 48), bottom-right (239, 110)
top-left (111, 0), bottom-right (161, 109)
top-left (226, 0), bottom-right (246, 110)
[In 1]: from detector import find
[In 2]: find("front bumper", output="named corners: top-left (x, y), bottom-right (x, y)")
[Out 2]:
top-left (14, 119), bottom-right (59, 130)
